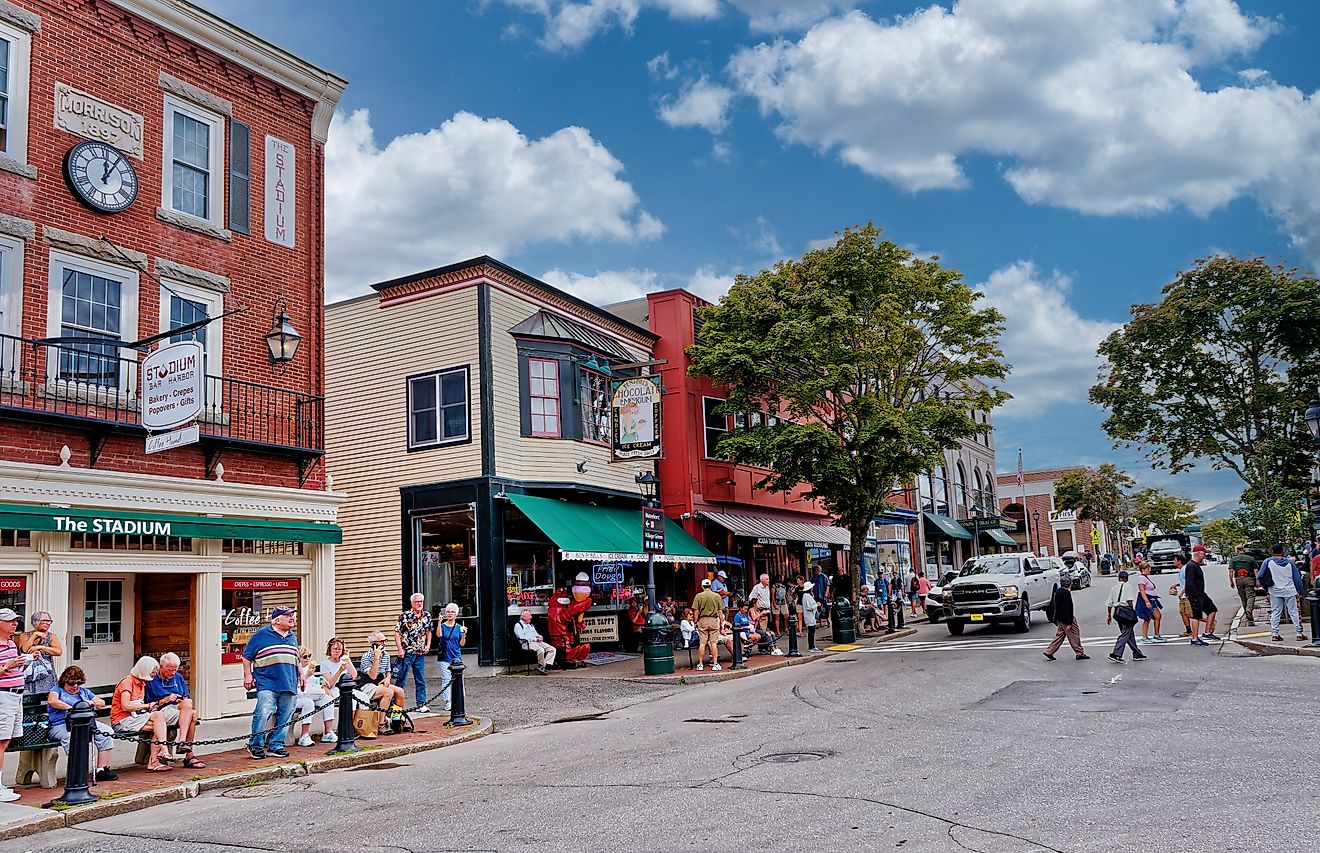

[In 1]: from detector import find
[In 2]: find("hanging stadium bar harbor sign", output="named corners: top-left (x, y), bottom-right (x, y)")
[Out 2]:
top-left (611, 376), bottom-right (662, 460)
top-left (141, 340), bottom-right (204, 452)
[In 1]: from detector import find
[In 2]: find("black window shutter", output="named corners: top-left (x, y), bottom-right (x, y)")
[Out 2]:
top-left (229, 120), bottom-right (251, 235)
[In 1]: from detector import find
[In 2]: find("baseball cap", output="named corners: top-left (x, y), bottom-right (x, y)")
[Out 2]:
top-left (270, 605), bottom-right (296, 619)
top-left (701, 578), bottom-right (711, 587)
top-left (1191, 544), bottom-right (1207, 553)
top-left (0, 608), bottom-right (17, 622)
top-left (717, 570), bottom-right (727, 578)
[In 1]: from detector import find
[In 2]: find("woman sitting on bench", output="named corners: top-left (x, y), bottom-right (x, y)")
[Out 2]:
top-left (110, 656), bottom-right (174, 772)
top-left (47, 665), bottom-right (117, 781)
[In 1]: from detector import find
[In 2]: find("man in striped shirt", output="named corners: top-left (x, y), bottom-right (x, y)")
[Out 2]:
top-left (242, 606), bottom-right (304, 760)
top-left (0, 608), bottom-right (27, 801)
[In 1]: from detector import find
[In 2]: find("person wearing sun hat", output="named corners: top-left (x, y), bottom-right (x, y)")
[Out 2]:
top-left (0, 608), bottom-right (27, 801)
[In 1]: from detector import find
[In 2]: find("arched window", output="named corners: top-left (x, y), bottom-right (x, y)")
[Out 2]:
top-left (973, 468), bottom-right (984, 512)
top-left (934, 465), bottom-right (949, 515)
top-left (918, 471), bottom-right (934, 512)
top-left (955, 463), bottom-right (968, 511)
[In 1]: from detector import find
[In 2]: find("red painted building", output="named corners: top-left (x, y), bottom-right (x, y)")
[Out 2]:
top-left (610, 289), bottom-right (919, 597)
top-left (0, 0), bottom-right (345, 717)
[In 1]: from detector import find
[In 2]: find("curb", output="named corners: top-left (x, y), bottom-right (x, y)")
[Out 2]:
top-left (618, 627), bottom-right (920, 685)
top-left (0, 717), bottom-right (494, 841)
top-left (1233, 637), bottom-right (1320, 658)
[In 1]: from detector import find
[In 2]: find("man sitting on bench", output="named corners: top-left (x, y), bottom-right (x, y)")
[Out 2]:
top-left (145, 652), bottom-right (205, 769)
top-left (46, 665), bottom-right (117, 781)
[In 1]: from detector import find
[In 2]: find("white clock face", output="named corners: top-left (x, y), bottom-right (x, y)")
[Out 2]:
top-left (64, 140), bottom-right (139, 213)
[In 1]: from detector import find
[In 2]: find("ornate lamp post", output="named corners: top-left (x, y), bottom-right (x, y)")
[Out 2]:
top-left (1032, 509), bottom-right (1041, 556)
top-left (635, 471), bottom-right (660, 610)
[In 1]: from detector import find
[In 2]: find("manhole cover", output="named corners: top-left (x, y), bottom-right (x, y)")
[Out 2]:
top-left (344, 762), bottom-right (408, 771)
top-left (223, 781), bottom-right (309, 799)
top-left (762, 752), bottom-right (825, 764)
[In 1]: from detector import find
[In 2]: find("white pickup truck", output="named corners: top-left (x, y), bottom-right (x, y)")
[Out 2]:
top-left (940, 552), bottom-right (1060, 635)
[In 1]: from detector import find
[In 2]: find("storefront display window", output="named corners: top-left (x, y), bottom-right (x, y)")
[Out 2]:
top-left (220, 578), bottom-right (300, 664)
top-left (415, 510), bottom-right (479, 647)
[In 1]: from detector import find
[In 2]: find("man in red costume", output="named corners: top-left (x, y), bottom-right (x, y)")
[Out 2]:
top-left (547, 582), bottom-right (591, 666)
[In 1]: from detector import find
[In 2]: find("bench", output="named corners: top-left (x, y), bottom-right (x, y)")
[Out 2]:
top-left (86, 683), bottom-right (194, 764)
top-left (5, 694), bottom-right (59, 789)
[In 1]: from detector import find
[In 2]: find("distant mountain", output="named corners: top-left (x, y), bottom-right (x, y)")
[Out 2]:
top-left (1198, 501), bottom-right (1239, 522)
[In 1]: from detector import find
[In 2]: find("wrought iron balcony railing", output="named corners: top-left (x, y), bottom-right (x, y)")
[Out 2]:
top-left (0, 333), bottom-right (322, 455)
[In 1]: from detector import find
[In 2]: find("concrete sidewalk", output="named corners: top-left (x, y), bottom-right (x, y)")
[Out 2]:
top-left (1230, 602), bottom-right (1318, 658)
top-left (0, 714), bottom-right (492, 842)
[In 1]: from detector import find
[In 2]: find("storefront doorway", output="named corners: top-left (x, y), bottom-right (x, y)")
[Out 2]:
top-left (414, 509), bottom-right (480, 651)
top-left (69, 573), bottom-right (136, 688)
top-left (137, 574), bottom-right (196, 685)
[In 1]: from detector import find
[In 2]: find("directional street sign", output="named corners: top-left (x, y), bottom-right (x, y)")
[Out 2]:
top-left (642, 506), bottom-right (666, 553)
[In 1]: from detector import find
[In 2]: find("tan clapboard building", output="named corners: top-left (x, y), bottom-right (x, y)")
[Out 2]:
top-left (325, 257), bottom-right (713, 666)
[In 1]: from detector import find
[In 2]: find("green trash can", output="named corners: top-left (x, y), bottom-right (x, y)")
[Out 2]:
top-left (643, 612), bottom-right (675, 675)
top-left (832, 597), bottom-right (856, 644)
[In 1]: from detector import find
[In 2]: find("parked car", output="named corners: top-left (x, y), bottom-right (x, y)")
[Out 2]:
top-left (941, 553), bottom-right (1060, 635)
top-left (924, 569), bottom-right (961, 623)
top-left (1055, 553), bottom-right (1091, 589)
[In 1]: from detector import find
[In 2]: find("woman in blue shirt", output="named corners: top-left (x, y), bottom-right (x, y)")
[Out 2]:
top-left (47, 665), bottom-right (118, 781)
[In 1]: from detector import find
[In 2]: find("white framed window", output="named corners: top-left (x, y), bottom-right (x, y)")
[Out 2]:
top-left (0, 20), bottom-right (32, 165)
top-left (162, 95), bottom-right (225, 227)
top-left (407, 366), bottom-right (469, 450)
top-left (46, 251), bottom-right (139, 391)
top-left (0, 234), bottom-right (22, 337)
top-left (159, 280), bottom-right (223, 404)
top-left (702, 396), bottom-right (728, 459)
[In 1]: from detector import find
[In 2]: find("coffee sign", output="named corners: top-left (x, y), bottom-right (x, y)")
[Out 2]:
top-left (55, 84), bottom-right (144, 158)
top-left (141, 341), bottom-right (204, 430)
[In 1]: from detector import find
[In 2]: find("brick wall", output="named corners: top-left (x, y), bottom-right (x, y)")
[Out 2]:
top-left (0, 0), bottom-right (331, 488)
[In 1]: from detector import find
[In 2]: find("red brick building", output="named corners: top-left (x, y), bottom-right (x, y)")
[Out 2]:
top-left (0, 0), bottom-right (345, 717)
top-left (996, 467), bottom-right (1113, 558)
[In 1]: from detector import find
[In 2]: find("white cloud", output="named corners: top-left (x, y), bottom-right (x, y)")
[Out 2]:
top-left (497, 0), bottom-right (721, 50)
top-left (658, 75), bottom-right (736, 133)
top-left (324, 109), bottom-right (662, 300)
top-left (687, 266), bottom-right (736, 301)
top-left (727, 0), bottom-right (859, 32)
top-left (726, 1), bottom-right (1320, 267)
top-left (975, 262), bottom-right (1120, 419)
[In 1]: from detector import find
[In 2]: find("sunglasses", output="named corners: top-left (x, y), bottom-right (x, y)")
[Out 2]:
top-left (68, 680), bottom-right (84, 686)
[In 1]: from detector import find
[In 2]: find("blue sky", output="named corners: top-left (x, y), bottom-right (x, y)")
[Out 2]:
top-left (206, 0), bottom-right (1320, 508)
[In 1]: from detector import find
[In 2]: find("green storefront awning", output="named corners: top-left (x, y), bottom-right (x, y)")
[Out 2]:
top-left (0, 503), bottom-right (341, 544)
top-left (980, 527), bottom-right (1017, 546)
top-left (922, 511), bottom-right (972, 540)
top-left (506, 493), bottom-right (716, 564)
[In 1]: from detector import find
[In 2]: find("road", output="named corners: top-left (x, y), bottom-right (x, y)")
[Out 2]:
top-left (7, 562), bottom-right (1311, 853)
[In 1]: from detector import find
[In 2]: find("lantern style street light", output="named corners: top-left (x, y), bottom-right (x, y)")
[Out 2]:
top-left (265, 299), bottom-right (302, 367)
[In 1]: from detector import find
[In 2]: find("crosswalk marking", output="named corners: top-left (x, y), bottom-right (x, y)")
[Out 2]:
top-left (859, 634), bottom-right (1206, 653)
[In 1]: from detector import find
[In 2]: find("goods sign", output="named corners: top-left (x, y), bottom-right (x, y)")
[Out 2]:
top-left (611, 376), bottom-right (662, 460)
top-left (141, 341), bottom-right (204, 430)
top-left (580, 614), bottom-right (619, 643)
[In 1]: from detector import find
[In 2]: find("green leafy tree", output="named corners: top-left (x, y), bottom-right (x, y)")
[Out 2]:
top-left (687, 223), bottom-right (1009, 575)
top-left (1052, 464), bottom-right (1135, 533)
top-left (1232, 482), bottom-right (1308, 547)
top-left (1200, 517), bottom-right (1246, 555)
top-left (1091, 256), bottom-right (1320, 495)
top-left (1132, 487), bottom-right (1198, 533)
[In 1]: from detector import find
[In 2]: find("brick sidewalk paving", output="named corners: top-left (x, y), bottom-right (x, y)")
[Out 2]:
top-left (12, 716), bottom-right (479, 809)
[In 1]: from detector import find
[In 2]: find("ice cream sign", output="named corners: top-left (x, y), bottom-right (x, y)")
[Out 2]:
top-left (141, 341), bottom-right (204, 430)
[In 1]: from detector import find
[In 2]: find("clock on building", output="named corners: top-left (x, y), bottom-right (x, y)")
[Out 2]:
top-left (63, 140), bottom-right (139, 214)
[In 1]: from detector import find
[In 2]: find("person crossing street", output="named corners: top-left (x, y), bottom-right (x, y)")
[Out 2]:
top-left (1042, 576), bottom-right (1088, 660)
top-left (1106, 570), bottom-right (1146, 663)
top-left (1228, 545), bottom-right (1258, 626)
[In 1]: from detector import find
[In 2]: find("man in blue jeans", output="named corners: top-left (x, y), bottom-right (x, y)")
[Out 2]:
top-left (242, 606), bottom-right (303, 759)
top-left (393, 593), bottom-right (433, 712)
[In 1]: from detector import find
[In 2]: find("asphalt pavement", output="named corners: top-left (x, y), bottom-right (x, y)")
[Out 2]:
top-left (4, 561), bottom-right (1310, 853)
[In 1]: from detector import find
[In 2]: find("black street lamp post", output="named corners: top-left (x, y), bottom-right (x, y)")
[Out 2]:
top-left (1303, 399), bottom-right (1320, 646)
top-left (1032, 509), bottom-right (1041, 556)
top-left (636, 471), bottom-right (660, 611)
top-left (970, 506), bottom-right (982, 559)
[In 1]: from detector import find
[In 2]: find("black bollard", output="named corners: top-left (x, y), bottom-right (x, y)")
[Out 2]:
top-left (330, 671), bottom-right (358, 754)
top-left (731, 624), bottom-right (746, 670)
top-left (787, 612), bottom-right (801, 657)
top-left (886, 597), bottom-right (897, 634)
top-left (896, 597), bottom-right (906, 628)
top-left (446, 657), bottom-right (471, 727)
top-left (1309, 586), bottom-right (1320, 647)
top-left (56, 701), bottom-right (99, 806)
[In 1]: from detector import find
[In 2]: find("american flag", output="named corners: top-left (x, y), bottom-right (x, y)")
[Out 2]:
top-left (1016, 448), bottom-right (1024, 487)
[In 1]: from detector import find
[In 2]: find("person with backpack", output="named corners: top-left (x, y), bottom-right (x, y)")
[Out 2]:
top-left (1258, 543), bottom-right (1307, 642)
top-left (1227, 545), bottom-right (1259, 626)
top-left (1105, 570), bottom-right (1146, 663)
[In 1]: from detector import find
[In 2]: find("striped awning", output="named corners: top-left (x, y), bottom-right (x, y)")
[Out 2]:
top-left (699, 510), bottom-right (852, 549)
